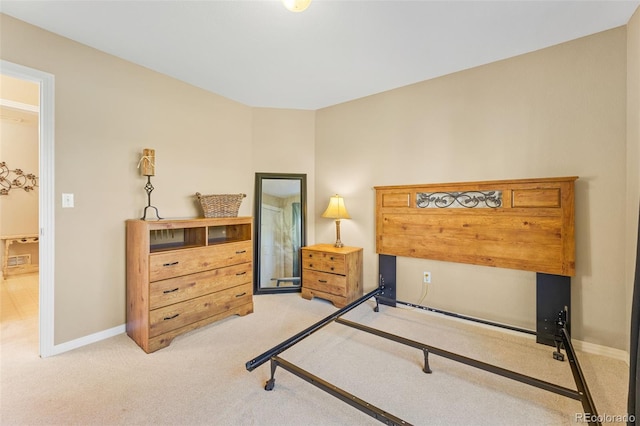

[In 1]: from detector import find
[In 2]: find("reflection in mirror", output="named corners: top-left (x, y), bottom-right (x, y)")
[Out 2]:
top-left (254, 173), bottom-right (306, 294)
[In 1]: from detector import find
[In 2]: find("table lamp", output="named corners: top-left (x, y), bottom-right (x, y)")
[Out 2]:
top-left (322, 194), bottom-right (351, 248)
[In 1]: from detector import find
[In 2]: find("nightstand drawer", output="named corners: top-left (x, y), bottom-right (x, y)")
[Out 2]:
top-left (303, 269), bottom-right (347, 296)
top-left (302, 250), bottom-right (346, 274)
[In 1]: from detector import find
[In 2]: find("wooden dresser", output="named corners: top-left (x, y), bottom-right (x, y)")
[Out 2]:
top-left (301, 244), bottom-right (363, 308)
top-left (126, 217), bottom-right (253, 353)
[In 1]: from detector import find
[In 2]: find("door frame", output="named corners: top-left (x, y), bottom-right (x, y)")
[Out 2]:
top-left (2, 60), bottom-right (55, 357)
top-left (260, 203), bottom-right (285, 286)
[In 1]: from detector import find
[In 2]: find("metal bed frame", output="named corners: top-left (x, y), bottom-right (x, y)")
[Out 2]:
top-left (246, 177), bottom-right (599, 424)
top-left (246, 275), bottom-right (600, 426)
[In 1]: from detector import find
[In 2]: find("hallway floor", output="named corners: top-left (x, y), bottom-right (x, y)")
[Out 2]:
top-left (0, 272), bottom-right (38, 349)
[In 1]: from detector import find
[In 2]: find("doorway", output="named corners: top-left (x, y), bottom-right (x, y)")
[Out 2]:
top-left (1, 60), bottom-right (55, 357)
top-left (260, 204), bottom-right (285, 286)
top-left (0, 74), bottom-right (40, 354)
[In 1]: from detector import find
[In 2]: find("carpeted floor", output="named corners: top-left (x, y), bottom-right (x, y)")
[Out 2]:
top-left (0, 283), bottom-right (630, 425)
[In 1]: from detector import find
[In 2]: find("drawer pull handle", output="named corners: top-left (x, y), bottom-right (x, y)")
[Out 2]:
top-left (163, 261), bottom-right (179, 267)
top-left (330, 267), bottom-right (335, 271)
top-left (236, 250), bottom-right (247, 254)
top-left (330, 257), bottom-right (334, 260)
top-left (163, 288), bottom-right (179, 294)
top-left (236, 272), bottom-right (247, 276)
top-left (235, 292), bottom-right (247, 298)
top-left (309, 263), bottom-right (313, 268)
top-left (164, 313), bottom-right (179, 320)
top-left (318, 280), bottom-right (328, 283)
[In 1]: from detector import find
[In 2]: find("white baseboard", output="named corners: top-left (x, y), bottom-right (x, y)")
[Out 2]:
top-left (572, 339), bottom-right (630, 365)
top-left (49, 324), bottom-right (126, 356)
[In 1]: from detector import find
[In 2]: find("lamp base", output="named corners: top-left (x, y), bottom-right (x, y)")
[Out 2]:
top-left (333, 220), bottom-right (344, 248)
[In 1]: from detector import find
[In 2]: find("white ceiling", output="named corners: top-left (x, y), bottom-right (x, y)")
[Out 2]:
top-left (1, 1), bottom-right (639, 110)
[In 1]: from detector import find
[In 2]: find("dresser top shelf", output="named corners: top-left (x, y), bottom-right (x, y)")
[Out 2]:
top-left (150, 237), bottom-right (249, 253)
top-left (127, 216), bottom-right (252, 230)
top-left (127, 217), bottom-right (253, 254)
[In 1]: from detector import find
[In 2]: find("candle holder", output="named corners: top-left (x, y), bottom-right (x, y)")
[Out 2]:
top-left (141, 175), bottom-right (162, 220)
top-left (138, 148), bottom-right (162, 220)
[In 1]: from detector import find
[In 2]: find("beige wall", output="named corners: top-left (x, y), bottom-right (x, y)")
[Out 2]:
top-left (628, 8), bottom-right (640, 353)
top-left (317, 27), bottom-right (630, 349)
top-left (251, 107), bottom-right (316, 243)
top-left (1, 10), bottom-right (638, 352)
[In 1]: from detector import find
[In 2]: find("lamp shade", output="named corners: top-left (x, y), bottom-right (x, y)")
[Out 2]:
top-left (322, 195), bottom-right (351, 220)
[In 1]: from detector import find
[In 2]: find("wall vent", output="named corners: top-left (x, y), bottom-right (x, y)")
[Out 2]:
top-left (7, 254), bottom-right (31, 267)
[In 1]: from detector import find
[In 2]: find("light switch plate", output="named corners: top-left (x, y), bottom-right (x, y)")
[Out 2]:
top-left (62, 193), bottom-right (74, 208)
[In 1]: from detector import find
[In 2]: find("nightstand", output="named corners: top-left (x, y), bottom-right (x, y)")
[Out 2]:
top-left (301, 244), bottom-right (363, 308)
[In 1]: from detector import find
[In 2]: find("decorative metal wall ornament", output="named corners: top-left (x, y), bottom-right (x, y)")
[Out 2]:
top-left (0, 162), bottom-right (39, 196)
top-left (416, 190), bottom-right (502, 209)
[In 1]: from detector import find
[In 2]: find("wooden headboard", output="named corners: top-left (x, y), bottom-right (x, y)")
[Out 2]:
top-left (375, 177), bottom-right (577, 276)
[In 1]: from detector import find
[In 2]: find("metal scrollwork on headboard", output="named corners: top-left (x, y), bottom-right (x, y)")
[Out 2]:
top-left (416, 191), bottom-right (502, 209)
top-left (0, 162), bottom-right (39, 195)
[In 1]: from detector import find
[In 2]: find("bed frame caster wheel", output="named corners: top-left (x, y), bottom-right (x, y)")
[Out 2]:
top-left (553, 351), bottom-right (565, 362)
top-left (264, 379), bottom-right (275, 391)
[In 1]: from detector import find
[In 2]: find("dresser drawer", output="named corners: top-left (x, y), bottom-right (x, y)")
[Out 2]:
top-left (149, 282), bottom-right (252, 337)
top-left (149, 241), bottom-right (252, 282)
top-left (302, 250), bottom-right (346, 274)
top-left (302, 269), bottom-right (347, 296)
top-left (149, 262), bottom-right (252, 310)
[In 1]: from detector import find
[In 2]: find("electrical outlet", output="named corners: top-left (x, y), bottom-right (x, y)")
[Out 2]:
top-left (423, 271), bottom-right (431, 284)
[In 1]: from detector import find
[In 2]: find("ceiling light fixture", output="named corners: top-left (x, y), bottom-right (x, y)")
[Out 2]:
top-left (282, 0), bottom-right (312, 12)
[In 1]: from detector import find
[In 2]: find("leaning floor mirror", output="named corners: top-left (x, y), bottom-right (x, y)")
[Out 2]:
top-left (253, 173), bottom-right (307, 295)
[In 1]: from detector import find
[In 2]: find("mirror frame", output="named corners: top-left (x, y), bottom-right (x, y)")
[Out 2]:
top-left (253, 172), bottom-right (307, 295)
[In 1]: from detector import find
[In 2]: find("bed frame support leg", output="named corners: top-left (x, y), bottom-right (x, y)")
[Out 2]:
top-left (553, 338), bottom-right (565, 362)
top-left (373, 293), bottom-right (380, 312)
top-left (553, 308), bottom-right (567, 362)
top-left (422, 348), bottom-right (433, 374)
top-left (264, 358), bottom-right (278, 391)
